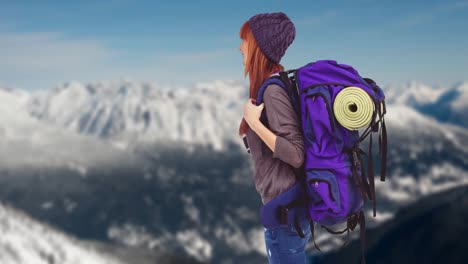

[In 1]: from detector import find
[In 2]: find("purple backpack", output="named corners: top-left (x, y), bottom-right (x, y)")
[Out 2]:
top-left (252, 60), bottom-right (387, 264)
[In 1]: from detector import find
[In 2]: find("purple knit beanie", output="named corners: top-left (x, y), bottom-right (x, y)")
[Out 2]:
top-left (248, 12), bottom-right (296, 64)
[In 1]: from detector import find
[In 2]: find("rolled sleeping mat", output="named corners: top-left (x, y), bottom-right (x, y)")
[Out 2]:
top-left (333, 86), bottom-right (374, 131)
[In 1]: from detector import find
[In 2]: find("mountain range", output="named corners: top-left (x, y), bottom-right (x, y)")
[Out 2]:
top-left (0, 79), bottom-right (466, 263)
top-left (384, 80), bottom-right (468, 127)
top-left (0, 202), bottom-right (199, 264)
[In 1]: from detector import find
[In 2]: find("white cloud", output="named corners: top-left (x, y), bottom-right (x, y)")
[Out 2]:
top-left (155, 49), bottom-right (233, 65)
top-left (138, 48), bottom-right (237, 76)
top-left (0, 29), bottom-right (239, 90)
top-left (295, 11), bottom-right (340, 26)
top-left (446, 1), bottom-right (468, 11)
top-left (398, 13), bottom-right (436, 28)
top-left (0, 31), bottom-right (121, 90)
top-left (0, 32), bottom-right (115, 71)
top-left (175, 230), bottom-right (213, 262)
top-left (111, 48), bottom-right (240, 88)
top-left (397, 1), bottom-right (468, 28)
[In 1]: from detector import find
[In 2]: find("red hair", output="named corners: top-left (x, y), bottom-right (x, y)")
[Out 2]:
top-left (238, 21), bottom-right (284, 136)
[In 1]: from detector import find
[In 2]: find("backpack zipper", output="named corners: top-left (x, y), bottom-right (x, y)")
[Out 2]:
top-left (305, 93), bottom-right (336, 133)
top-left (309, 178), bottom-right (336, 202)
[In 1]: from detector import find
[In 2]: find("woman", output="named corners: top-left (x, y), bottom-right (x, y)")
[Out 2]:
top-left (239, 12), bottom-right (312, 264)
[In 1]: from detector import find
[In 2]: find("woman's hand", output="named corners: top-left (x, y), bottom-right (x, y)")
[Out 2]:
top-left (243, 98), bottom-right (264, 127)
top-left (243, 98), bottom-right (277, 152)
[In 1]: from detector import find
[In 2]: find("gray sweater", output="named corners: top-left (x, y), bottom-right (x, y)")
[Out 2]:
top-left (245, 84), bottom-right (305, 205)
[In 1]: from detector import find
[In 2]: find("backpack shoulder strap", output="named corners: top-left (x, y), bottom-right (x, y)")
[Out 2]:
top-left (255, 76), bottom-right (288, 125)
top-left (255, 74), bottom-right (303, 158)
top-left (257, 73), bottom-right (306, 182)
top-left (256, 77), bottom-right (287, 104)
top-left (256, 71), bottom-right (300, 122)
top-left (255, 77), bottom-right (287, 156)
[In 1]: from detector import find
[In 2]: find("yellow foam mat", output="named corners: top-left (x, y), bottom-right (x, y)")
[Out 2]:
top-left (333, 87), bottom-right (374, 130)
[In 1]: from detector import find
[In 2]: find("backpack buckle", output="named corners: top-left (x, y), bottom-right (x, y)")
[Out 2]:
top-left (347, 213), bottom-right (358, 231)
top-left (344, 145), bottom-right (365, 168)
top-left (242, 136), bottom-right (250, 154)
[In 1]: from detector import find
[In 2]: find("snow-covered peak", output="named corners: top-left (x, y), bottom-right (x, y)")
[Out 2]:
top-left (0, 203), bottom-right (123, 264)
top-left (0, 86), bottom-right (30, 108)
top-left (26, 80), bottom-right (248, 151)
top-left (382, 80), bottom-right (445, 105)
top-left (191, 79), bottom-right (247, 99)
top-left (4, 79), bottom-right (468, 155)
top-left (451, 81), bottom-right (468, 110)
top-left (384, 104), bottom-right (468, 154)
top-left (0, 84), bottom-right (140, 170)
top-left (379, 80), bottom-right (468, 128)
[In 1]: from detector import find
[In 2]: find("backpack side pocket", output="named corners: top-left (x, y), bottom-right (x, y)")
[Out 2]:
top-left (306, 169), bottom-right (341, 213)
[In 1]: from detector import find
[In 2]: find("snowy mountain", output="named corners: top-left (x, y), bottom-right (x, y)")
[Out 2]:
top-left (383, 81), bottom-right (468, 128)
top-left (0, 202), bottom-right (200, 264)
top-left (0, 142), bottom-right (265, 264)
top-left (25, 80), bottom-right (247, 151)
top-left (383, 81), bottom-right (446, 105)
top-left (0, 80), bottom-right (467, 263)
top-left (0, 202), bottom-right (123, 264)
top-left (12, 79), bottom-right (468, 153)
top-left (0, 86), bottom-right (142, 171)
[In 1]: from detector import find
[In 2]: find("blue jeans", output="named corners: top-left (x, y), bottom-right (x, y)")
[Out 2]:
top-left (264, 215), bottom-right (312, 264)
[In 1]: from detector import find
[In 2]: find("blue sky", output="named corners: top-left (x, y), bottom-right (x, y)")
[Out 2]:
top-left (1, 0), bottom-right (467, 90)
